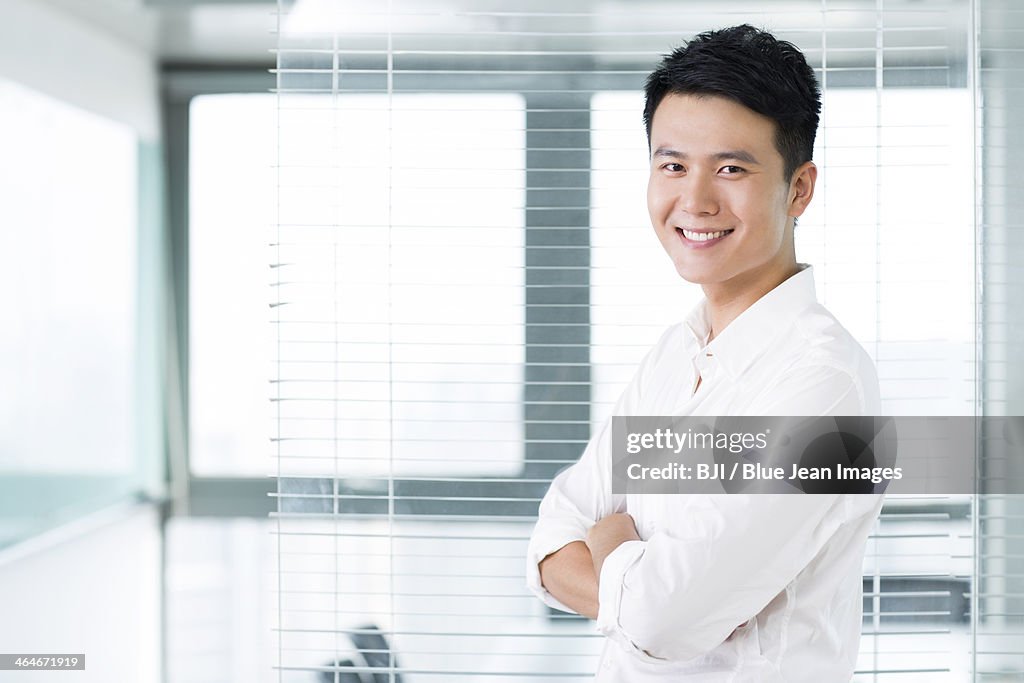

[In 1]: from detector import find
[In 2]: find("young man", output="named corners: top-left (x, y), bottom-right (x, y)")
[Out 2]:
top-left (526, 25), bottom-right (882, 681)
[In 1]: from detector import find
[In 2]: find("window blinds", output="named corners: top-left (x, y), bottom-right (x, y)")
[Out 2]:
top-left (977, 0), bottom-right (1024, 679)
top-left (269, 0), bottom-right (1021, 680)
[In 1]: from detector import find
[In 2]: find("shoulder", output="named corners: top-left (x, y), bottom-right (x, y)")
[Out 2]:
top-left (760, 304), bottom-right (880, 415)
top-left (794, 304), bottom-right (873, 368)
top-left (797, 303), bottom-right (875, 374)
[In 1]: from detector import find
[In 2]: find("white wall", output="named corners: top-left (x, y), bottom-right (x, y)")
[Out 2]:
top-left (0, 506), bottom-right (161, 682)
top-left (0, 0), bottom-right (158, 140)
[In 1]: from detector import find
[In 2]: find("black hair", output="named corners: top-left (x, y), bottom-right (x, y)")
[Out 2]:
top-left (643, 24), bottom-right (821, 182)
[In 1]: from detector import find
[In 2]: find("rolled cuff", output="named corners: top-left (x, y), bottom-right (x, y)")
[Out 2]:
top-left (595, 539), bottom-right (648, 651)
top-left (525, 518), bottom-right (591, 613)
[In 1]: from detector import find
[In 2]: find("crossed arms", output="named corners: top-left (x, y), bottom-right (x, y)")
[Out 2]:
top-left (527, 354), bottom-right (877, 660)
top-left (530, 489), bottom-right (855, 661)
top-left (537, 514), bottom-right (641, 620)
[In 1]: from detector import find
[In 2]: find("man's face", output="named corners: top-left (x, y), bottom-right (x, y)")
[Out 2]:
top-left (647, 93), bottom-right (810, 288)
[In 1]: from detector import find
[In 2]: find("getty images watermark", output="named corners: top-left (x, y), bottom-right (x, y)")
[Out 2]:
top-left (612, 416), bottom-right (1024, 495)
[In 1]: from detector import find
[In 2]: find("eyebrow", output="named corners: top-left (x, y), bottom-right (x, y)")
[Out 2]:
top-left (652, 148), bottom-right (761, 165)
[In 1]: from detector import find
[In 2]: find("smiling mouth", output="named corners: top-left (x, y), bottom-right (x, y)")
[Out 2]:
top-left (677, 227), bottom-right (735, 243)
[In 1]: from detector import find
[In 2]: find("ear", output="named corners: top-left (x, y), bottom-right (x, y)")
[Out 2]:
top-left (787, 161), bottom-right (817, 218)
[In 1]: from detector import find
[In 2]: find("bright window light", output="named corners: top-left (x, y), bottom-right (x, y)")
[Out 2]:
top-left (590, 88), bottom-right (975, 418)
top-left (189, 93), bottom-right (525, 477)
top-left (0, 78), bottom-right (137, 476)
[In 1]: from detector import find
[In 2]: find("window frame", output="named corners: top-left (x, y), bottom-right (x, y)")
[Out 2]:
top-left (164, 67), bottom-right (596, 518)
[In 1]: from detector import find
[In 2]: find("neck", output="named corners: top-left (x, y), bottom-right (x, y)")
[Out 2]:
top-left (702, 257), bottom-right (801, 342)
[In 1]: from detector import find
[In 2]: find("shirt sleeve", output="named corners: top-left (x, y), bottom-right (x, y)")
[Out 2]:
top-left (593, 363), bottom-right (878, 660)
top-left (524, 414), bottom-right (625, 613)
top-left (525, 327), bottom-right (675, 613)
top-left (595, 494), bottom-right (853, 661)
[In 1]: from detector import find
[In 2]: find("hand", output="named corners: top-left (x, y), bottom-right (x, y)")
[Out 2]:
top-left (586, 513), bottom-right (641, 579)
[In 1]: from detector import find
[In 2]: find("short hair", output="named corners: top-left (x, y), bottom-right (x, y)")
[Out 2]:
top-left (643, 24), bottom-right (821, 182)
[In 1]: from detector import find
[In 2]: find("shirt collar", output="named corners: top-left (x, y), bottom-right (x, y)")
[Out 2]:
top-left (682, 264), bottom-right (818, 380)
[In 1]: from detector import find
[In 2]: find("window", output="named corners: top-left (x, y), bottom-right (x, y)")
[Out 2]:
top-left (0, 77), bottom-right (144, 548)
top-left (189, 94), bottom-right (278, 478)
top-left (190, 93), bottom-right (526, 481)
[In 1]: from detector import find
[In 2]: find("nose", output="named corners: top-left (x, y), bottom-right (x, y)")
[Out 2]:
top-left (678, 172), bottom-right (720, 216)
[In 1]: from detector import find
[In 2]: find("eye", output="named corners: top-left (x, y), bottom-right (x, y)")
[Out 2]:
top-left (662, 163), bottom-right (685, 173)
top-left (720, 165), bottom-right (745, 175)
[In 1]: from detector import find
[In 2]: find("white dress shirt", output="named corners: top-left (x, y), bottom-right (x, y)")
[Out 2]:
top-left (526, 265), bottom-right (883, 682)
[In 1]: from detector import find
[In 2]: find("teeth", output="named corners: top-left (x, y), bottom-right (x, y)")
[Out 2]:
top-left (682, 228), bottom-right (732, 241)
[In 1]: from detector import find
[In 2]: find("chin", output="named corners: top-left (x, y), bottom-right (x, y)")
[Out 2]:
top-left (671, 259), bottom-right (723, 285)
top-left (673, 266), bottom-right (714, 285)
